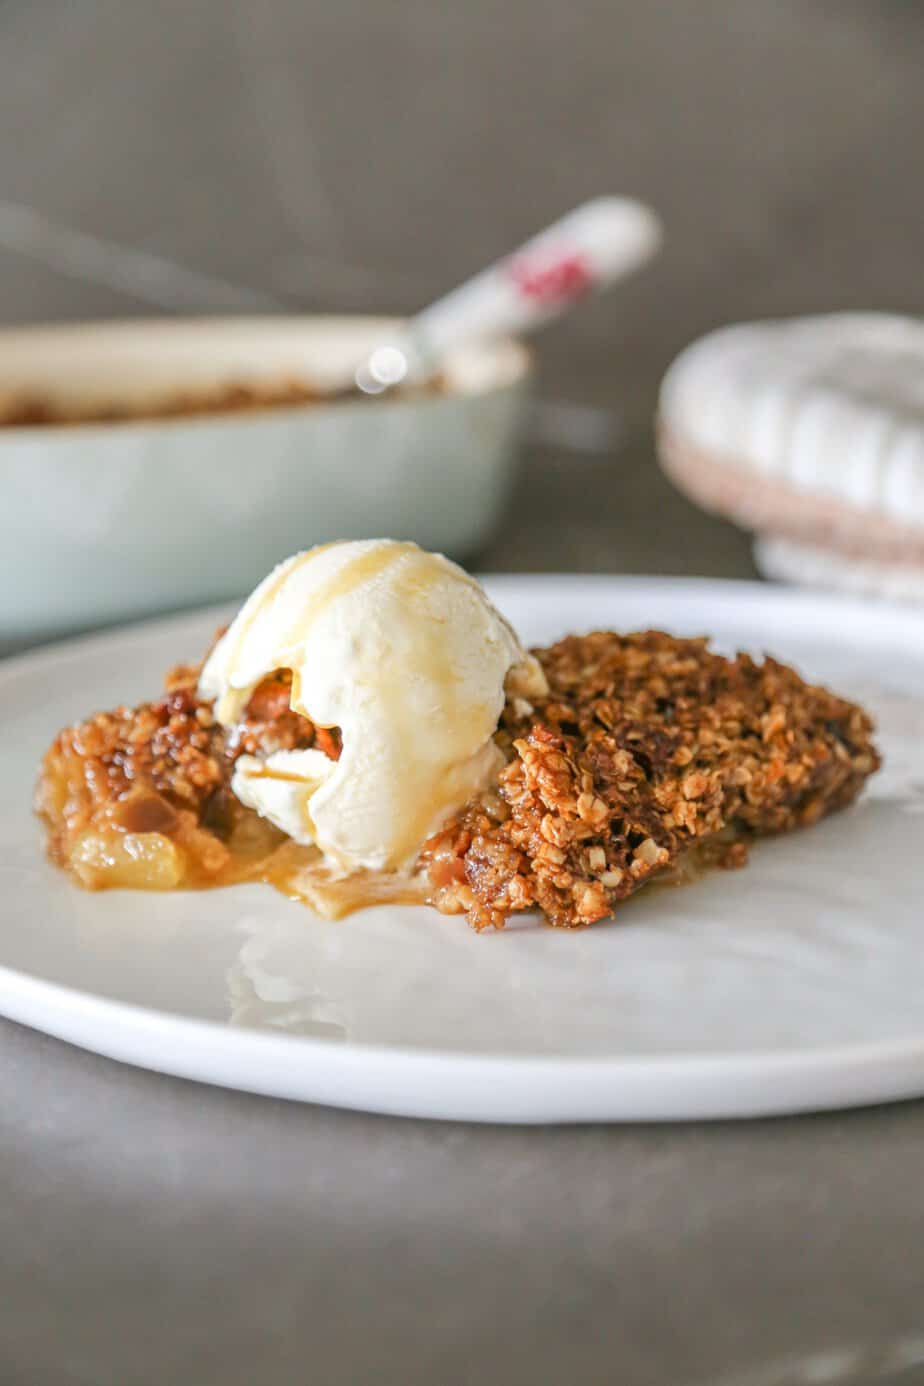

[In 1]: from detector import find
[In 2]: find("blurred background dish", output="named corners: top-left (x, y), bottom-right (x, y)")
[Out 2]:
top-left (656, 313), bottom-right (924, 601)
top-left (754, 534), bottom-right (924, 605)
top-left (2, 1), bottom-right (920, 642)
top-left (0, 317), bottom-right (529, 643)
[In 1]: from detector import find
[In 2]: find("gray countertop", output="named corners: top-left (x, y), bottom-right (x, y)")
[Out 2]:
top-left (5, 1018), bottom-right (924, 1386)
top-left (3, 3), bottom-right (924, 1383)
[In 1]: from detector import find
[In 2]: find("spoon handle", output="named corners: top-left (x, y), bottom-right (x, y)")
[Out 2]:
top-left (357, 198), bottom-right (661, 390)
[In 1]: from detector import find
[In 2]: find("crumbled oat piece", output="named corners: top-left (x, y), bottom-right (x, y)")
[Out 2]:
top-left (422, 630), bottom-right (879, 930)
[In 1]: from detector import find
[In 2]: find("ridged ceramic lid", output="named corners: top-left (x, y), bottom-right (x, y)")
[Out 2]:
top-left (659, 314), bottom-right (924, 524)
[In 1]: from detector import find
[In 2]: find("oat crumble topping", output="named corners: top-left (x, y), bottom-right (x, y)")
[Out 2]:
top-left (422, 631), bottom-right (878, 928)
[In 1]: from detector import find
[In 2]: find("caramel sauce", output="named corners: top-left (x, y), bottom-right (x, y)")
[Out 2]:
top-left (240, 766), bottom-right (319, 784)
top-left (277, 542), bottom-right (410, 701)
top-left (257, 841), bottom-right (430, 919)
top-left (216, 545), bottom-right (332, 720)
top-left (335, 544), bottom-right (499, 869)
top-left (217, 541), bottom-right (408, 723)
top-left (175, 825), bottom-right (426, 917)
top-left (110, 796), bottom-right (433, 918)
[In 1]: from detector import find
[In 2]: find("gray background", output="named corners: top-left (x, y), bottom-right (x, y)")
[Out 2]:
top-left (2, 3), bottom-right (924, 1383)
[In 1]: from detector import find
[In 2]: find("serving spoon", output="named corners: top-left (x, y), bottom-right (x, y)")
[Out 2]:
top-left (350, 196), bottom-right (662, 395)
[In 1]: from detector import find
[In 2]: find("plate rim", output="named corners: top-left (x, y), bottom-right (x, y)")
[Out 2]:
top-left (5, 959), bottom-right (924, 1123)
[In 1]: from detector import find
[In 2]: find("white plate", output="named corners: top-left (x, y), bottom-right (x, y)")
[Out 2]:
top-left (2, 577), bottom-right (923, 1124)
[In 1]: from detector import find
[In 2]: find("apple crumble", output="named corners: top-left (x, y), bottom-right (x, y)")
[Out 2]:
top-left (36, 629), bottom-right (878, 930)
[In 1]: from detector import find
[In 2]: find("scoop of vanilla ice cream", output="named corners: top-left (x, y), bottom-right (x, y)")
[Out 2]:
top-left (198, 540), bottom-right (547, 874)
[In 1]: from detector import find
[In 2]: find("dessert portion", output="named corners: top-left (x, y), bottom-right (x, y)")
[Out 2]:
top-left (657, 314), bottom-right (924, 598)
top-left (36, 541), bottom-right (879, 930)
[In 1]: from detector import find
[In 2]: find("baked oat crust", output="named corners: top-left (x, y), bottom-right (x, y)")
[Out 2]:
top-left (423, 631), bottom-right (878, 928)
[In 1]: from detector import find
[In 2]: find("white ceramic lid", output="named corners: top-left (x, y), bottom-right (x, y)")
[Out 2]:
top-left (659, 313), bottom-right (924, 527)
